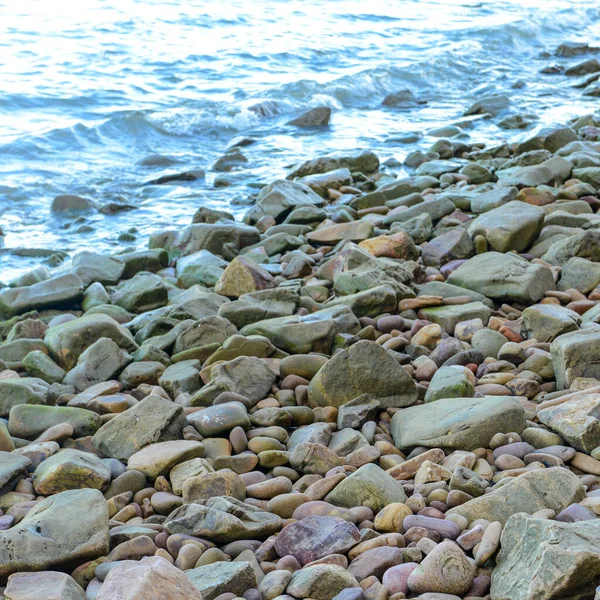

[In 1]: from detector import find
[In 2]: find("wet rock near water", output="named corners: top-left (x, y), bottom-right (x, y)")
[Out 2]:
top-left (3, 108), bottom-right (600, 600)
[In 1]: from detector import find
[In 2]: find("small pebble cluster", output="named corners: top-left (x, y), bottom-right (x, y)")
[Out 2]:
top-left (2, 54), bottom-right (600, 600)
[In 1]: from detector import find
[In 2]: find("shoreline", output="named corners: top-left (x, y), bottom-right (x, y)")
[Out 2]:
top-left (2, 58), bottom-right (600, 599)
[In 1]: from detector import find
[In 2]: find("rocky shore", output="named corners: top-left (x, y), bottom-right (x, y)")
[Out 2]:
top-left (2, 73), bottom-right (600, 599)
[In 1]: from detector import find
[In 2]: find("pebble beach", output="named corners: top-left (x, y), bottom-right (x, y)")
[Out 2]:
top-left (2, 19), bottom-right (600, 600)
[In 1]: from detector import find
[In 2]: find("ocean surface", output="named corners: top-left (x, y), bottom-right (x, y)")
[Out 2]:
top-left (1, 0), bottom-right (600, 282)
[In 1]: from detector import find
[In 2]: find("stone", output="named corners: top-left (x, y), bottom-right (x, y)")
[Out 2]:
top-left (127, 440), bottom-right (205, 479)
top-left (288, 151), bottom-right (379, 179)
top-left (0, 378), bottom-right (50, 417)
top-left (447, 252), bottom-right (555, 304)
top-left (358, 231), bottom-right (419, 261)
top-left (241, 305), bottom-right (360, 354)
top-left (8, 404), bottom-right (101, 439)
top-left (288, 106), bottom-right (331, 127)
top-left (164, 496), bottom-right (283, 543)
top-left (422, 228), bottom-right (474, 266)
top-left (45, 314), bottom-right (138, 370)
top-left (392, 396), bottom-right (526, 451)
top-left (189, 401), bottom-right (250, 437)
top-left (72, 252), bottom-right (125, 287)
top-left (559, 257), bottom-right (600, 293)
top-left (0, 452), bottom-right (30, 494)
top-left (307, 221), bottom-right (374, 245)
top-left (419, 302), bottom-right (492, 334)
top-left (32, 449), bottom-right (111, 494)
top-left (97, 556), bottom-right (203, 600)
top-left (219, 288), bottom-right (298, 329)
top-left (407, 541), bottom-right (476, 595)
top-left (286, 565), bottom-right (360, 600)
top-left (243, 179), bottom-right (324, 225)
top-left (470, 186), bottom-right (517, 213)
top-left (308, 340), bottom-right (418, 409)
top-left (425, 366), bottom-right (474, 402)
top-left (551, 329), bottom-right (600, 389)
top-left (468, 201), bottom-right (545, 253)
top-left (521, 305), bottom-right (581, 343)
top-left (447, 468), bottom-right (585, 525)
top-left (112, 273), bottom-right (168, 313)
top-left (274, 516), bottom-right (360, 565)
top-left (491, 514), bottom-right (600, 600)
top-left (4, 571), bottom-right (86, 600)
top-left (63, 337), bottom-right (133, 392)
top-left (0, 489), bottom-right (109, 576)
top-left (543, 230), bottom-right (600, 266)
top-left (92, 395), bottom-right (185, 460)
top-left (172, 223), bottom-right (261, 259)
top-left (183, 470), bottom-right (246, 503)
top-left (0, 274), bottom-right (83, 318)
top-left (215, 256), bottom-right (276, 298)
top-left (190, 356), bottom-right (276, 406)
top-left (325, 463), bottom-right (407, 512)
top-left (22, 350), bottom-right (66, 384)
top-left (471, 328), bottom-right (508, 359)
top-left (538, 392), bottom-right (600, 453)
top-left (51, 194), bottom-right (94, 213)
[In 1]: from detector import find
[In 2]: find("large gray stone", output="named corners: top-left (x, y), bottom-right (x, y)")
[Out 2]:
top-left (447, 252), bottom-right (556, 304)
top-left (0, 489), bottom-right (109, 576)
top-left (551, 329), bottom-right (600, 389)
top-left (0, 451), bottom-right (31, 494)
top-left (72, 251), bottom-right (125, 287)
top-left (447, 468), bottom-right (585, 526)
top-left (491, 514), bottom-right (600, 600)
top-left (538, 392), bottom-right (600, 453)
top-left (92, 395), bottom-right (186, 460)
top-left (468, 201), bottom-right (545, 253)
top-left (325, 463), bottom-right (407, 512)
top-left (308, 340), bottom-right (417, 408)
top-left (241, 305), bottom-right (360, 354)
top-left (0, 274), bottom-right (83, 318)
top-left (391, 396), bottom-right (526, 451)
top-left (286, 564), bottom-right (359, 600)
top-left (425, 366), bottom-right (475, 402)
top-left (243, 179), bottom-right (324, 225)
top-left (8, 404), bottom-right (101, 439)
top-left (44, 314), bottom-right (138, 370)
top-left (187, 561), bottom-right (257, 600)
top-left (164, 496), bottom-right (283, 543)
top-left (5, 572), bottom-right (86, 600)
top-left (521, 304), bottom-right (581, 343)
top-left (0, 378), bottom-right (50, 417)
top-left (171, 223), bottom-right (261, 259)
top-left (97, 556), bottom-right (203, 600)
top-left (543, 230), bottom-right (600, 266)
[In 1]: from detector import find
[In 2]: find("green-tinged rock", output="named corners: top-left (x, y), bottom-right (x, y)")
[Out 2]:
top-left (0, 274), bottom-right (84, 318)
top-left (447, 468), bottom-right (585, 526)
top-left (425, 366), bottom-right (475, 402)
top-left (0, 452), bottom-right (30, 494)
top-left (0, 489), bottom-right (109, 576)
top-left (286, 564), bottom-right (360, 600)
top-left (538, 392), bottom-right (600, 453)
top-left (522, 304), bottom-right (581, 343)
top-left (112, 272), bottom-right (168, 313)
top-left (164, 496), bottom-right (283, 543)
top-left (8, 404), bottom-right (101, 439)
top-left (32, 449), bottom-right (111, 495)
top-left (447, 252), bottom-right (556, 303)
top-left (0, 339), bottom-right (48, 369)
top-left (558, 257), bottom-right (600, 293)
top-left (243, 179), bottom-right (324, 225)
top-left (92, 395), bottom-right (186, 461)
top-left (204, 334), bottom-right (278, 366)
top-left (490, 514), bottom-right (600, 600)
top-left (72, 251), bottom-right (125, 287)
top-left (391, 396), bottom-right (526, 450)
top-left (419, 301), bottom-right (492, 334)
top-left (63, 337), bottom-right (133, 392)
top-left (127, 440), bottom-right (205, 479)
top-left (308, 340), bottom-right (418, 409)
top-left (468, 201), bottom-right (545, 252)
top-left (551, 329), bottom-right (600, 389)
top-left (241, 305), bottom-right (360, 354)
top-left (218, 288), bottom-right (299, 329)
top-left (325, 463), bottom-right (407, 512)
top-left (45, 314), bottom-right (138, 370)
top-left (189, 356), bottom-right (276, 407)
top-left (187, 561), bottom-right (257, 600)
top-left (542, 230), bottom-right (600, 266)
top-left (0, 378), bottom-right (50, 417)
top-left (326, 284), bottom-right (397, 318)
top-left (22, 350), bottom-right (67, 384)
top-left (384, 197), bottom-right (455, 226)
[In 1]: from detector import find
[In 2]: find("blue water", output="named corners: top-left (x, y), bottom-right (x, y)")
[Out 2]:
top-left (1, 0), bottom-right (600, 281)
